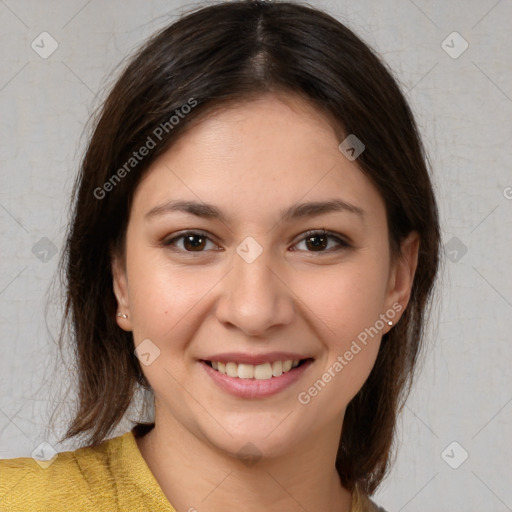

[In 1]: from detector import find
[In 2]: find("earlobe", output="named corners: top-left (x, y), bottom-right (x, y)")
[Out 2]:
top-left (385, 231), bottom-right (420, 322)
top-left (112, 254), bottom-right (133, 331)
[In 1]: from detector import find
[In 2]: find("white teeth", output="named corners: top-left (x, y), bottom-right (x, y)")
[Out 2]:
top-left (211, 359), bottom-right (301, 380)
top-left (237, 363), bottom-right (254, 379)
top-left (272, 360), bottom-right (283, 377)
top-left (225, 362), bottom-right (238, 378)
top-left (254, 362), bottom-right (273, 380)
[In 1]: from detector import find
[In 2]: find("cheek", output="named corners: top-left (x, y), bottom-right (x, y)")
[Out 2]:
top-left (125, 247), bottom-right (215, 344)
top-left (291, 262), bottom-right (386, 399)
top-left (294, 260), bottom-right (389, 341)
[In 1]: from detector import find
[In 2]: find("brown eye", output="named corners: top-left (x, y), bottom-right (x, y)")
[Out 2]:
top-left (304, 233), bottom-right (329, 251)
top-left (164, 231), bottom-right (218, 252)
top-left (293, 230), bottom-right (350, 253)
top-left (183, 233), bottom-right (206, 251)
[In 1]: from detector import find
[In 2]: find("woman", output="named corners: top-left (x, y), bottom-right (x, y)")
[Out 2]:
top-left (0, 1), bottom-right (440, 511)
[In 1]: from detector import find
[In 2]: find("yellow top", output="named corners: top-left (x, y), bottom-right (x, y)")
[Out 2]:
top-left (0, 424), bottom-right (384, 512)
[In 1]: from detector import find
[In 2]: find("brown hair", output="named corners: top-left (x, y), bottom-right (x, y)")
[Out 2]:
top-left (53, 0), bottom-right (440, 495)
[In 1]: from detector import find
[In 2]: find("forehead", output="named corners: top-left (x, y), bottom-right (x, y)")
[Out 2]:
top-left (131, 94), bottom-right (386, 226)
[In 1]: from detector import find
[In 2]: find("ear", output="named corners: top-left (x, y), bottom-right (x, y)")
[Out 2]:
top-left (112, 252), bottom-right (133, 331)
top-left (384, 231), bottom-right (420, 327)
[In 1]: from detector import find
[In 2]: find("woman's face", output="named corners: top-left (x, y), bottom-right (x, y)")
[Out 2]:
top-left (113, 93), bottom-right (418, 459)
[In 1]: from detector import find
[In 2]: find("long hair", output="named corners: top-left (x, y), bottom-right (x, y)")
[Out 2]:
top-left (54, 0), bottom-right (440, 495)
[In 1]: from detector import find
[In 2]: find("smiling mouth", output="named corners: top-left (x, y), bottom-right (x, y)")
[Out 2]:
top-left (203, 358), bottom-right (313, 380)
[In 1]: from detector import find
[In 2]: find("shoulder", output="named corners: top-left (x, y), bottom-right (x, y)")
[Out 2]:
top-left (352, 483), bottom-right (389, 512)
top-left (0, 431), bottom-right (131, 512)
top-left (368, 499), bottom-right (389, 512)
top-left (362, 494), bottom-right (389, 512)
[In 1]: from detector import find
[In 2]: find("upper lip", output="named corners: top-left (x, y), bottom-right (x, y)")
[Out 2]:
top-left (201, 352), bottom-right (314, 365)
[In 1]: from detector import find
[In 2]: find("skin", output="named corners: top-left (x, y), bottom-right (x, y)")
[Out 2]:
top-left (112, 93), bottom-right (419, 512)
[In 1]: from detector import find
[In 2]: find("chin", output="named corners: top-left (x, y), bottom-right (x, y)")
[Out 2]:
top-left (199, 422), bottom-right (299, 463)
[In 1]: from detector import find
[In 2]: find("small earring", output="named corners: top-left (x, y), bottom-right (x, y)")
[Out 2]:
top-left (387, 320), bottom-right (393, 326)
top-left (117, 312), bottom-right (128, 319)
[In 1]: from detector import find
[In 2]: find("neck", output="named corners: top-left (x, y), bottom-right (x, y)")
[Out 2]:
top-left (136, 412), bottom-right (353, 512)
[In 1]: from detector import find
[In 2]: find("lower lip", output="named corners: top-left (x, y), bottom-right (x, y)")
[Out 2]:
top-left (200, 359), bottom-right (313, 398)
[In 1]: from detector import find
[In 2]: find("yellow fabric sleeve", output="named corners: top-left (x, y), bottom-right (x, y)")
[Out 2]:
top-left (0, 426), bottom-right (381, 511)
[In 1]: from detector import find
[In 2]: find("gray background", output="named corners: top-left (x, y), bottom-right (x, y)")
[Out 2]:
top-left (1, 1), bottom-right (511, 511)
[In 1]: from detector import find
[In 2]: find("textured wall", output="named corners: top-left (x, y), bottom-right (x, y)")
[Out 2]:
top-left (0, 1), bottom-right (510, 510)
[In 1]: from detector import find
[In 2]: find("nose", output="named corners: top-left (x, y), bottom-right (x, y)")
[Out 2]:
top-left (214, 245), bottom-right (295, 337)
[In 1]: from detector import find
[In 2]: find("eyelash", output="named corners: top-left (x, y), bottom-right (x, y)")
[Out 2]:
top-left (162, 229), bottom-right (351, 255)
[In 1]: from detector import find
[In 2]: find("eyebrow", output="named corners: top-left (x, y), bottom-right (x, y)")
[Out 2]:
top-left (145, 198), bottom-right (365, 223)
